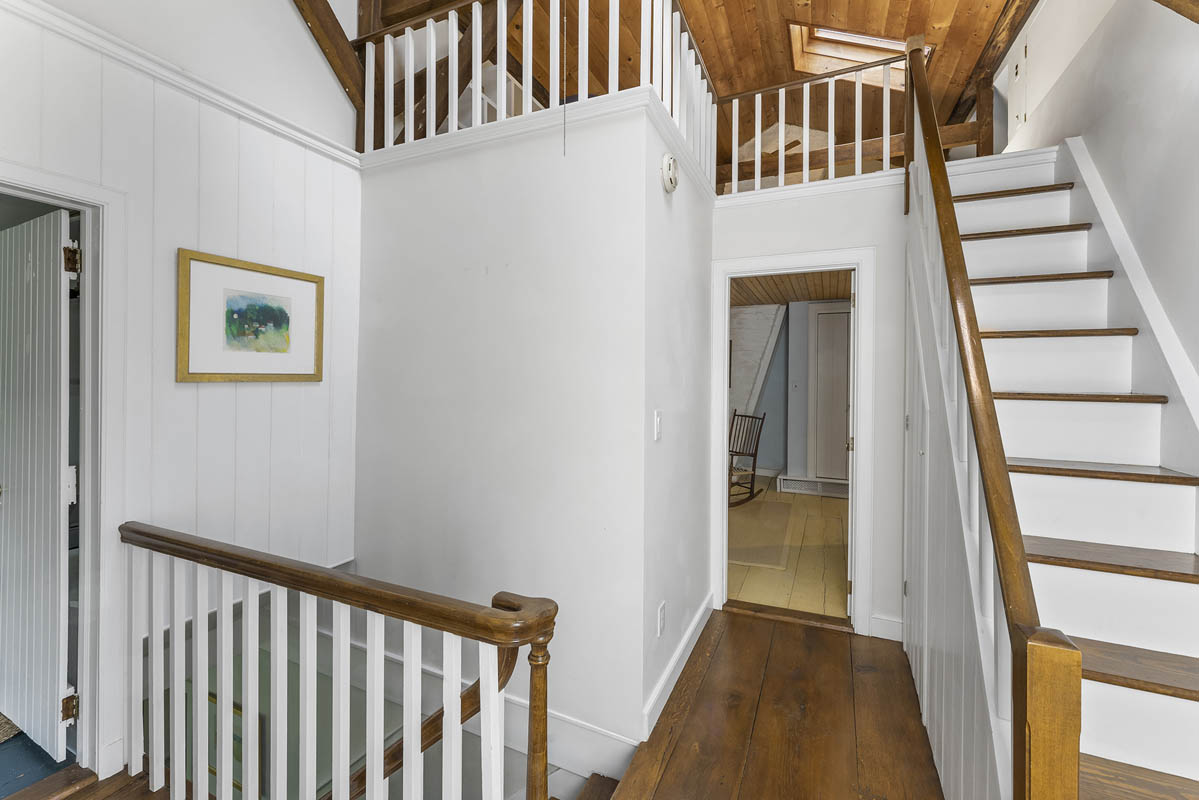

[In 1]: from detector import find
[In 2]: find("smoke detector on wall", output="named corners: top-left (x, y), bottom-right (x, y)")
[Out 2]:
top-left (661, 153), bottom-right (679, 193)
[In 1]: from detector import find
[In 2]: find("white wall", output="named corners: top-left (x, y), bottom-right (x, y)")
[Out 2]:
top-left (728, 304), bottom-right (783, 414)
top-left (714, 176), bottom-right (909, 633)
top-left (0, 1), bottom-right (362, 775)
top-left (786, 301), bottom-right (810, 476)
top-left (30, 0), bottom-right (357, 147)
top-left (1003, 0), bottom-right (1199, 369)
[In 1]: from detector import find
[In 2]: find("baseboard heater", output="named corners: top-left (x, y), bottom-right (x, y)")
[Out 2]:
top-left (776, 476), bottom-right (849, 498)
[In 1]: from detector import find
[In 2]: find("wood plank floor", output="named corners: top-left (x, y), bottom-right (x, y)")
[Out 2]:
top-left (727, 484), bottom-right (849, 618)
top-left (613, 610), bottom-right (943, 800)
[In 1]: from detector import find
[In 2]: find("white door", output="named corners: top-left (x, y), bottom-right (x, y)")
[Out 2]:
top-left (809, 303), bottom-right (851, 480)
top-left (0, 209), bottom-right (73, 760)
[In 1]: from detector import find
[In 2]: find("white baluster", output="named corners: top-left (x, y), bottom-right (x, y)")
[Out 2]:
top-left (126, 547), bottom-right (146, 777)
top-left (299, 593), bottom-right (317, 799)
top-left (497, 0), bottom-right (508, 119)
top-left (882, 62), bottom-right (891, 170)
top-left (384, 33), bottom-right (395, 146)
top-left (270, 586), bottom-right (287, 800)
top-left (995, 576), bottom-right (1012, 721)
top-left (403, 622), bottom-right (423, 800)
top-left (479, 644), bottom-right (503, 800)
top-left (217, 573), bottom-right (234, 800)
top-left (827, 76), bottom-right (835, 179)
top-left (979, 497), bottom-right (994, 623)
top-left (523, 0), bottom-right (533, 112)
top-left (802, 82), bottom-right (810, 183)
top-left (404, 29), bottom-right (416, 142)
top-left (366, 612), bottom-right (386, 800)
top-left (449, 10), bottom-right (460, 131)
top-left (549, 0), bottom-right (561, 107)
top-left (242, 578), bottom-right (260, 800)
top-left (170, 561), bottom-right (186, 800)
top-left (777, 87), bottom-right (785, 188)
top-left (192, 565), bottom-right (209, 800)
top-left (608, 0), bottom-right (619, 93)
top-left (730, 97), bottom-right (739, 193)
top-left (650, 0), bottom-right (662, 97)
top-left (709, 95), bottom-right (716, 185)
top-left (578, 0), bottom-right (588, 101)
top-left (149, 554), bottom-right (166, 790)
top-left (472, 3), bottom-right (483, 125)
top-left (364, 42), bottom-right (376, 153)
top-left (854, 68), bottom-right (862, 175)
top-left (427, 20), bottom-right (437, 135)
top-left (332, 603), bottom-right (351, 800)
top-left (670, 12), bottom-right (680, 118)
top-left (753, 92), bottom-right (762, 190)
top-left (665, 9), bottom-right (676, 115)
top-left (639, 0), bottom-right (651, 86)
top-left (678, 33), bottom-right (690, 138)
top-left (442, 633), bottom-right (462, 800)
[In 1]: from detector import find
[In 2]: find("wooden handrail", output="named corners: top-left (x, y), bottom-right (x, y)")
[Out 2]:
top-left (119, 521), bottom-right (557, 647)
top-left (905, 44), bottom-right (1081, 800)
top-left (717, 52), bottom-right (907, 105)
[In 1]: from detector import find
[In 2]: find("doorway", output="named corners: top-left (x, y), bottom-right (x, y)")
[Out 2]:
top-left (724, 270), bottom-right (854, 619)
top-left (711, 248), bottom-right (877, 635)
top-left (0, 192), bottom-right (83, 793)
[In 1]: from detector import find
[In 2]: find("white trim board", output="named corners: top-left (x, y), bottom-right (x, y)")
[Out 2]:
top-left (0, 0), bottom-right (360, 168)
top-left (711, 248), bottom-right (877, 637)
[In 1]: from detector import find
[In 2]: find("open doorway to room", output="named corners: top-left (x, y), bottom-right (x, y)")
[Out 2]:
top-left (725, 268), bottom-right (855, 622)
top-left (0, 192), bottom-right (83, 794)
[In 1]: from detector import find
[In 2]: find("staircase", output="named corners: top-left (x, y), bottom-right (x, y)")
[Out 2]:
top-left (948, 169), bottom-right (1199, 794)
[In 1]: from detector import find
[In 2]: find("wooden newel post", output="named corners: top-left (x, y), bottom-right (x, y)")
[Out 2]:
top-left (526, 631), bottom-right (553, 800)
top-left (1012, 625), bottom-right (1081, 800)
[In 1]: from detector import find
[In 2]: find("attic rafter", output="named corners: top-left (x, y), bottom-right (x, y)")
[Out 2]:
top-left (947, 0), bottom-right (1037, 124)
top-left (293, 0), bottom-right (366, 111)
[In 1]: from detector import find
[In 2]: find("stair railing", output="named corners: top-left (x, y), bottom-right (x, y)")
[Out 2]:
top-left (903, 39), bottom-right (1081, 799)
top-left (121, 521), bottom-right (557, 800)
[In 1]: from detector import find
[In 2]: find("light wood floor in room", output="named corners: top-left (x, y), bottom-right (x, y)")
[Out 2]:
top-left (727, 484), bottom-right (849, 618)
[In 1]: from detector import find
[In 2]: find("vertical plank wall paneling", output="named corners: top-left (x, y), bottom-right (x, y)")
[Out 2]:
top-left (0, 3), bottom-right (362, 769)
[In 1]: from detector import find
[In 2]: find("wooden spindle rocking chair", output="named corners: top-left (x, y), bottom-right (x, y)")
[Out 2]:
top-left (728, 409), bottom-right (766, 507)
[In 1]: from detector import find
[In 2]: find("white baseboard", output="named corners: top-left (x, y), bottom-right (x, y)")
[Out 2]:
top-left (870, 613), bottom-right (903, 642)
top-left (641, 594), bottom-right (714, 740)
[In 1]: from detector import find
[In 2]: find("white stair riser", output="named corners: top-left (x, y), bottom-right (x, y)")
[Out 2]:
top-left (1080, 682), bottom-right (1199, 782)
top-left (996, 400), bottom-right (1161, 466)
top-left (955, 191), bottom-right (1071, 235)
top-left (948, 161), bottom-right (1058, 196)
top-left (1012, 473), bottom-right (1196, 551)
top-left (1030, 564), bottom-right (1199, 657)
top-left (983, 336), bottom-right (1132, 393)
top-left (964, 230), bottom-right (1088, 278)
top-left (973, 278), bottom-right (1108, 331)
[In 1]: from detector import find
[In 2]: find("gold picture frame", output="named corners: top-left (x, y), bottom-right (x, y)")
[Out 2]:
top-left (176, 248), bottom-right (324, 383)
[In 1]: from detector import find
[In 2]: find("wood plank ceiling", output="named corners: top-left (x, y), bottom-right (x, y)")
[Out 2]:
top-left (731, 270), bottom-right (852, 306)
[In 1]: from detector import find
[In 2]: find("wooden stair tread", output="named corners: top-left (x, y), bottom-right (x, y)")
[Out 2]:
top-left (578, 774), bottom-right (620, 800)
top-left (980, 327), bottom-right (1138, 339)
top-left (1070, 636), bottom-right (1199, 701)
top-left (1025, 535), bottom-right (1199, 584)
top-left (969, 269), bottom-right (1114, 286)
top-left (6, 765), bottom-right (98, 800)
top-left (993, 391), bottom-right (1168, 404)
top-left (1009, 457), bottom-right (1199, 486)
top-left (1080, 753), bottom-right (1199, 799)
top-left (961, 222), bottom-right (1093, 241)
top-left (953, 182), bottom-right (1075, 202)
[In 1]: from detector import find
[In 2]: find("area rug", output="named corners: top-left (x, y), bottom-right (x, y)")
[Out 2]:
top-left (0, 712), bottom-right (18, 745)
top-left (729, 500), bottom-right (794, 570)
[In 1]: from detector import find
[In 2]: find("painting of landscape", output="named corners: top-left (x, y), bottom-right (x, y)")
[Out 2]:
top-left (224, 290), bottom-right (291, 353)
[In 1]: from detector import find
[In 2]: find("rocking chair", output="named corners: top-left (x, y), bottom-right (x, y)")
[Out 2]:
top-left (728, 409), bottom-right (766, 507)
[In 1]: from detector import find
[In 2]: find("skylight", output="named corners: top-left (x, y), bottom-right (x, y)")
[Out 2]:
top-left (811, 28), bottom-right (907, 52)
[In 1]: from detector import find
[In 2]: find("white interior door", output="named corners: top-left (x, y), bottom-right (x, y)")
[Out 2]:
top-left (809, 302), bottom-right (851, 480)
top-left (0, 209), bottom-right (72, 760)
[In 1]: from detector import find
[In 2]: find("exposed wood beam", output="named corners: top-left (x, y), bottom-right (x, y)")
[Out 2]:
top-left (715, 121), bottom-right (978, 183)
top-left (359, 0), bottom-right (383, 35)
top-left (948, 0), bottom-right (1037, 124)
top-left (293, 0), bottom-right (366, 111)
top-left (1152, 0), bottom-right (1199, 22)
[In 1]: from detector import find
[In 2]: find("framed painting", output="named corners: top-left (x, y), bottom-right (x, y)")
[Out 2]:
top-left (176, 249), bottom-right (324, 382)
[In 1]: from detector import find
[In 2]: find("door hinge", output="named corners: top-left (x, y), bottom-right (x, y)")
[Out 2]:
top-left (847, 579), bottom-right (853, 595)
top-left (850, 291), bottom-right (856, 308)
top-left (65, 465), bottom-right (78, 506)
top-left (61, 693), bottom-right (79, 722)
top-left (903, 579), bottom-right (908, 597)
top-left (846, 437), bottom-right (855, 452)
top-left (63, 244), bottom-right (81, 277)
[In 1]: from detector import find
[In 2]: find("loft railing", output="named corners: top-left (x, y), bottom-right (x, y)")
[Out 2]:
top-left (122, 521), bottom-right (558, 800)
top-left (353, 0), bottom-right (716, 185)
top-left (903, 38), bottom-right (1081, 799)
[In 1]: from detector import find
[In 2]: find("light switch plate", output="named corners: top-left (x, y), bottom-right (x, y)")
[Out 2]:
top-left (657, 601), bottom-right (666, 638)
top-left (653, 409), bottom-right (662, 441)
